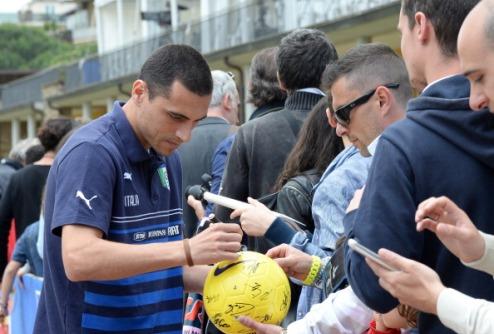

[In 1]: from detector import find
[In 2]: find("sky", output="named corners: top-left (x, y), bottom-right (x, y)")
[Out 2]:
top-left (0, 0), bottom-right (30, 13)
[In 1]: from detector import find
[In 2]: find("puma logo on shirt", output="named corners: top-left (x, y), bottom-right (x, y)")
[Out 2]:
top-left (76, 190), bottom-right (98, 210)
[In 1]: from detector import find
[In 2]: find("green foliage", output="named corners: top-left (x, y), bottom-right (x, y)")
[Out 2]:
top-left (0, 23), bottom-right (97, 70)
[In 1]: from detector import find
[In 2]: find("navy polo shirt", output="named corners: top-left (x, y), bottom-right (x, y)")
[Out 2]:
top-left (34, 102), bottom-right (185, 334)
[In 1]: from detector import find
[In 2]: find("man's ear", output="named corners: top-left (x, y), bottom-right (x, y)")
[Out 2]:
top-left (277, 71), bottom-right (287, 92)
top-left (415, 12), bottom-right (431, 44)
top-left (222, 94), bottom-right (232, 111)
top-left (376, 86), bottom-right (392, 116)
top-left (326, 107), bottom-right (338, 128)
top-left (132, 80), bottom-right (147, 103)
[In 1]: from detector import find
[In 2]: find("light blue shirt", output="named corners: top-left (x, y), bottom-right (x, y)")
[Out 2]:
top-left (290, 145), bottom-right (372, 318)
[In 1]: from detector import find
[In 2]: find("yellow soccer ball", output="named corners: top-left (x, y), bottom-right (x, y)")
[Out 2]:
top-left (203, 251), bottom-right (291, 334)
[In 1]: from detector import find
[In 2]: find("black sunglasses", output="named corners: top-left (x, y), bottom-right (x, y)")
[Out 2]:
top-left (334, 83), bottom-right (400, 126)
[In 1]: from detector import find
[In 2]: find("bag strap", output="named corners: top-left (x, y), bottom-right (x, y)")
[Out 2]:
top-left (322, 236), bottom-right (349, 297)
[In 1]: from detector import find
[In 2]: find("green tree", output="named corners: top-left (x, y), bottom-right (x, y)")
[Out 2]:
top-left (0, 23), bottom-right (96, 70)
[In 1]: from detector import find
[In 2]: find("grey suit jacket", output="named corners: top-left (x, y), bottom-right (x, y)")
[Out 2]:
top-left (178, 117), bottom-right (236, 237)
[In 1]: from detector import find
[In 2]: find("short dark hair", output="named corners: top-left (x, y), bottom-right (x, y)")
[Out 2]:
top-left (274, 97), bottom-right (344, 191)
top-left (139, 44), bottom-right (213, 99)
top-left (277, 29), bottom-right (338, 91)
top-left (324, 43), bottom-right (412, 107)
top-left (401, 0), bottom-right (479, 57)
top-left (24, 144), bottom-right (45, 165)
top-left (38, 118), bottom-right (79, 151)
top-left (248, 47), bottom-right (286, 107)
top-left (55, 127), bottom-right (81, 154)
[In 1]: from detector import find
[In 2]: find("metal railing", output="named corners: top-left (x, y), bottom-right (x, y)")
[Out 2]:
top-left (1, 0), bottom-right (398, 111)
top-left (101, 0), bottom-right (398, 82)
top-left (1, 68), bottom-right (63, 110)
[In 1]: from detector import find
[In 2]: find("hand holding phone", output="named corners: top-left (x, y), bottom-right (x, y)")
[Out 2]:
top-left (348, 239), bottom-right (398, 271)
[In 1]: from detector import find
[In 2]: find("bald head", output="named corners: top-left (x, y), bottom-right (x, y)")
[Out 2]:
top-left (458, 0), bottom-right (494, 112)
top-left (481, 0), bottom-right (494, 46)
top-left (460, 1), bottom-right (494, 46)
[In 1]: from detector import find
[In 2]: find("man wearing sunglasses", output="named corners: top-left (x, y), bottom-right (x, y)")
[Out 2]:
top-left (345, 1), bottom-right (494, 333)
top-left (330, 80), bottom-right (402, 158)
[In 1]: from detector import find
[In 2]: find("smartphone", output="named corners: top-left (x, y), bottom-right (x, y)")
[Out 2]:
top-left (348, 239), bottom-right (398, 271)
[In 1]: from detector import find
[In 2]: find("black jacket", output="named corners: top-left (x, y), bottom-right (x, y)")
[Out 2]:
top-left (216, 91), bottom-right (323, 252)
top-left (275, 169), bottom-right (320, 234)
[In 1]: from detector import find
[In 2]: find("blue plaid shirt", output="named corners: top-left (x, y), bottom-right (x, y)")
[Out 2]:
top-left (289, 145), bottom-right (372, 318)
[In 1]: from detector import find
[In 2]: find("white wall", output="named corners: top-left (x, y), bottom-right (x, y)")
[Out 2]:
top-left (96, 0), bottom-right (172, 54)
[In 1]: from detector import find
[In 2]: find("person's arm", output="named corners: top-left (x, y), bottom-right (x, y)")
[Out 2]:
top-left (231, 197), bottom-right (278, 237)
top-left (187, 195), bottom-right (205, 221)
top-left (266, 244), bottom-right (315, 282)
top-left (229, 183), bottom-right (307, 244)
top-left (55, 143), bottom-right (242, 281)
top-left (265, 218), bottom-right (297, 246)
top-left (210, 135), bottom-right (235, 197)
top-left (371, 308), bottom-right (410, 333)
top-left (345, 137), bottom-right (419, 313)
top-left (205, 135), bottom-right (235, 214)
top-left (9, 225), bottom-right (32, 286)
top-left (437, 287), bottom-right (494, 334)
top-left (236, 316), bottom-right (284, 334)
top-left (215, 129), bottom-right (249, 222)
top-left (0, 260), bottom-right (22, 320)
top-left (61, 222), bottom-right (242, 281)
top-left (463, 232), bottom-right (494, 275)
top-left (287, 286), bottom-right (373, 334)
top-left (369, 247), bottom-right (494, 334)
top-left (183, 265), bottom-right (210, 293)
top-left (366, 248), bottom-right (445, 315)
top-left (238, 286), bottom-right (373, 334)
top-left (267, 243), bottom-right (338, 290)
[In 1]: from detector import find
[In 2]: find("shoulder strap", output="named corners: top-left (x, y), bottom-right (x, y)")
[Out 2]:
top-left (289, 173), bottom-right (320, 203)
top-left (323, 236), bottom-right (349, 297)
top-left (257, 191), bottom-right (279, 211)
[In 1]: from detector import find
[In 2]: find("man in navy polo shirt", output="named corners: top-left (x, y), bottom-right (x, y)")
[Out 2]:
top-left (34, 45), bottom-right (243, 334)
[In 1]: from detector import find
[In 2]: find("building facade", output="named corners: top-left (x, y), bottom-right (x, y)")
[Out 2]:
top-left (0, 0), bottom-right (401, 156)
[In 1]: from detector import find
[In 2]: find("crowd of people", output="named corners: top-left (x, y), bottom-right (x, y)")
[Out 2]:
top-left (0, 0), bottom-right (493, 333)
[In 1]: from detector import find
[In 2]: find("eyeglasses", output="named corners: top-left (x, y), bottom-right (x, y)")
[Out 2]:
top-left (333, 83), bottom-right (400, 126)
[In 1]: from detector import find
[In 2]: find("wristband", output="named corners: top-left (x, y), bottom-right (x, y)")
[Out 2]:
top-left (183, 238), bottom-right (194, 266)
top-left (312, 257), bottom-right (328, 288)
top-left (303, 256), bottom-right (321, 285)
